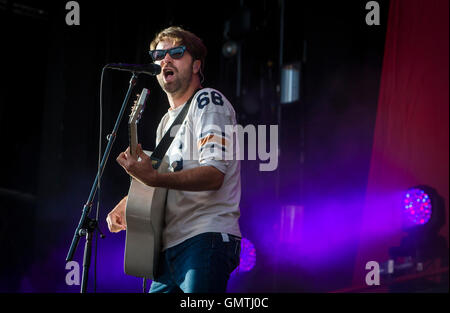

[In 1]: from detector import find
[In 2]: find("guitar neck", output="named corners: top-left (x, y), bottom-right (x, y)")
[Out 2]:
top-left (127, 88), bottom-right (149, 158)
top-left (128, 123), bottom-right (138, 157)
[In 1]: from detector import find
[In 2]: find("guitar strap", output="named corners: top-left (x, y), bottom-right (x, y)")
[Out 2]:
top-left (150, 88), bottom-right (202, 169)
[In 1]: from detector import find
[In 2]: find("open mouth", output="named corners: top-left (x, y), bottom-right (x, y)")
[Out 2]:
top-left (163, 68), bottom-right (175, 80)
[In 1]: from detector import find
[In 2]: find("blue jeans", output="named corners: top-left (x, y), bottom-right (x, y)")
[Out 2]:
top-left (149, 232), bottom-right (241, 293)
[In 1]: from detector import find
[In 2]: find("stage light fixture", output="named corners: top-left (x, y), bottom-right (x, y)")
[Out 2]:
top-left (280, 63), bottom-right (301, 104)
top-left (222, 41), bottom-right (238, 58)
top-left (387, 185), bottom-right (448, 291)
top-left (232, 237), bottom-right (256, 275)
top-left (403, 187), bottom-right (432, 226)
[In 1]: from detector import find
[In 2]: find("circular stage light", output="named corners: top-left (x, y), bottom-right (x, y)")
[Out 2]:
top-left (222, 41), bottom-right (238, 58)
top-left (403, 187), bottom-right (432, 226)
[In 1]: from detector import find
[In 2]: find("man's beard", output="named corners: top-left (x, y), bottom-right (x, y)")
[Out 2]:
top-left (158, 65), bottom-right (193, 96)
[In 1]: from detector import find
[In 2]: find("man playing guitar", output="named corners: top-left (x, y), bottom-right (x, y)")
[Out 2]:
top-left (106, 26), bottom-right (241, 293)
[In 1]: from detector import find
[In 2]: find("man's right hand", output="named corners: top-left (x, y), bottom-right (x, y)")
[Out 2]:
top-left (106, 196), bottom-right (127, 233)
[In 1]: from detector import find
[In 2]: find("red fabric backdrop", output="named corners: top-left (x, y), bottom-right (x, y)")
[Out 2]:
top-left (353, 0), bottom-right (449, 286)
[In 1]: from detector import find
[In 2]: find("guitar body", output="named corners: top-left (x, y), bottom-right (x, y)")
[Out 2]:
top-left (124, 151), bottom-right (169, 279)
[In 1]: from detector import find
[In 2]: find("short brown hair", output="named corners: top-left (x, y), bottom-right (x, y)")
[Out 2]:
top-left (150, 26), bottom-right (207, 71)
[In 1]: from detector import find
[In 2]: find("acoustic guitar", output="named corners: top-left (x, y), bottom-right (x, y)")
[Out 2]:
top-left (124, 88), bottom-right (168, 279)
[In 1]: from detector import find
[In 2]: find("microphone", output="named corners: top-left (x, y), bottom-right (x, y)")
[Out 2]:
top-left (105, 63), bottom-right (161, 76)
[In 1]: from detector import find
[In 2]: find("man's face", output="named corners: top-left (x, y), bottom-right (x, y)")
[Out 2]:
top-left (154, 40), bottom-right (194, 96)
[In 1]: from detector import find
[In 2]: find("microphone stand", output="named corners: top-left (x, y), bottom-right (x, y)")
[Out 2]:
top-left (66, 72), bottom-right (139, 293)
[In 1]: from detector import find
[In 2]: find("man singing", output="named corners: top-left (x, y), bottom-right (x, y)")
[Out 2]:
top-left (106, 26), bottom-right (242, 293)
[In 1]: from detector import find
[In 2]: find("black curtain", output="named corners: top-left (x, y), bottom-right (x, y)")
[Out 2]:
top-left (1, 1), bottom-right (389, 292)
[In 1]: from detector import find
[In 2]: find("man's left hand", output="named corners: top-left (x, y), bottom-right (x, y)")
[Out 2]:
top-left (116, 144), bottom-right (158, 186)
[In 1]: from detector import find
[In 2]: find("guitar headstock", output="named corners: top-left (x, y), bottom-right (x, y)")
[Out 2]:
top-left (129, 88), bottom-right (149, 125)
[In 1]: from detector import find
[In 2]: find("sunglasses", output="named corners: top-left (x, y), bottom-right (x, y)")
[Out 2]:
top-left (149, 46), bottom-right (187, 61)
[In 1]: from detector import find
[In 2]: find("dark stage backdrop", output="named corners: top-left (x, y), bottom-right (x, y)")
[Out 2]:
top-left (353, 0), bottom-right (449, 287)
top-left (0, 0), bottom-right (420, 293)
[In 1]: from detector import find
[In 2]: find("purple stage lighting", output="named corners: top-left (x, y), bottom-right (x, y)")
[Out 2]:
top-left (403, 187), bottom-right (432, 225)
top-left (232, 237), bottom-right (256, 275)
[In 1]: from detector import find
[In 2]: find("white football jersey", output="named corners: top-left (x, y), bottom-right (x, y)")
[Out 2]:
top-left (155, 88), bottom-right (242, 250)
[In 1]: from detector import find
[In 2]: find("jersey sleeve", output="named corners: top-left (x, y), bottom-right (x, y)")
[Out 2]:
top-left (191, 88), bottom-right (237, 174)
